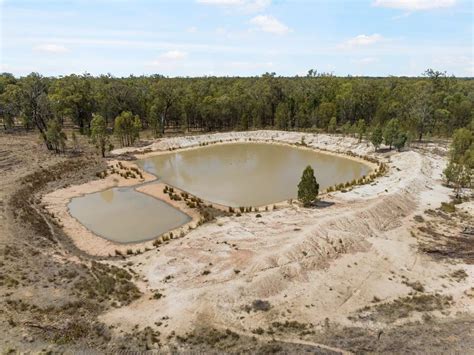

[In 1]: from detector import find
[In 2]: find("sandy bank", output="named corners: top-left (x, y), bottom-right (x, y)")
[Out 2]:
top-left (100, 134), bottom-right (473, 342)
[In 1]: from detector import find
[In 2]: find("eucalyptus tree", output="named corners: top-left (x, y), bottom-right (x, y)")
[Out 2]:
top-left (383, 119), bottom-right (400, 150)
top-left (45, 119), bottom-right (67, 153)
top-left (114, 111), bottom-right (141, 147)
top-left (20, 73), bottom-right (55, 150)
top-left (356, 119), bottom-right (366, 142)
top-left (150, 79), bottom-right (182, 135)
top-left (410, 81), bottom-right (434, 141)
top-left (317, 102), bottom-right (336, 129)
top-left (370, 126), bottom-right (383, 151)
top-left (90, 114), bottom-right (110, 157)
top-left (49, 73), bottom-right (95, 133)
top-left (0, 83), bottom-right (22, 130)
top-left (444, 128), bottom-right (473, 194)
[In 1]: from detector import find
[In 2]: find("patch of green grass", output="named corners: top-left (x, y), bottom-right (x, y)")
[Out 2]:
top-left (440, 202), bottom-right (455, 213)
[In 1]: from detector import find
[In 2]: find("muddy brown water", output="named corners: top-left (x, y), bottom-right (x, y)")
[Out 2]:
top-left (69, 143), bottom-right (370, 243)
top-left (137, 142), bottom-right (371, 207)
top-left (68, 187), bottom-right (190, 243)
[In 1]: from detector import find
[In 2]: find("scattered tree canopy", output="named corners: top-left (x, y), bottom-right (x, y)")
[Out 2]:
top-left (444, 127), bottom-right (473, 194)
top-left (114, 111), bottom-right (141, 147)
top-left (370, 125), bottom-right (383, 151)
top-left (45, 119), bottom-right (67, 153)
top-left (90, 114), bottom-right (110, 157)
top-left (0, 70), bottom-right (472, 154)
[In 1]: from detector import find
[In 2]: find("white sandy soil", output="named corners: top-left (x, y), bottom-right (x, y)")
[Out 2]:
top-left (91, 131), bottom-right (473, 343)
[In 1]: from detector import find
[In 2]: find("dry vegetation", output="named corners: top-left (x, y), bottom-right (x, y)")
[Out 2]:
top-left (412, 198), bottom-right (474, 264)
top-left (1, 131), bottom-right (473, 353)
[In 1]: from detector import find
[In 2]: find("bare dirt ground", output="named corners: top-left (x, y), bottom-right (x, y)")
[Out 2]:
top-left (1, 130), bottom-right (473, 353)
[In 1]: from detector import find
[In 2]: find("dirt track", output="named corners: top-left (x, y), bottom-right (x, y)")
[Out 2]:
top-left (1, 131), bottom-right (473, 353)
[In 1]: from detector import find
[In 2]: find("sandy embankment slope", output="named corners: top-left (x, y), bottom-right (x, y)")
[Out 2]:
top-left (100, 131), bottom-right (473, 342)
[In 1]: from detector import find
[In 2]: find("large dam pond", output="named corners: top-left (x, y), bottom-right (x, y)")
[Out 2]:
top-left (69, 187), bottom-right (190, 243)
top-left (137, 142), bottom-right (371, 207)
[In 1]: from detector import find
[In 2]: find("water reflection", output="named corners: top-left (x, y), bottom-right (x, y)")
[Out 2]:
top-left (100, 188), bottom-right (114, 203)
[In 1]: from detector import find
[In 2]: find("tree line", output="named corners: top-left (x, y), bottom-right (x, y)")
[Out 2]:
top-left (0, 70), bottom-right (473, 152)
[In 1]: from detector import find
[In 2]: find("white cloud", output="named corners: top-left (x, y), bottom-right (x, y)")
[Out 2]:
top-left (432, 55), bottom-right (474, 76)
top-left (373, 0), bottom-right (456, 11)
top-left (159, 50), bottom-right (188, 60)
top-left (196, 0), bottom-right (271, 12)
top-left (150, 50), bottom-right (189, 67)
top-left (33, 43), bottom-right (69, 53)
top-left (354, 57), bottom-right (379, 64)
top-left (250, 15), bottom-right (289, 35)
top-left (342, 34), bottom-right (384, 48)
top-left (187, 26), bottom-right (198, 33)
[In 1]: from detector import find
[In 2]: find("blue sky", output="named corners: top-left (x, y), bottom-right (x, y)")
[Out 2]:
top-left (0, 0), bottom-right (472, 77)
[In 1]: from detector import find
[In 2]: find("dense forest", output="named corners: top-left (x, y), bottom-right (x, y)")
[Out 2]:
top-left (0, 70), bottom-right (473, 149)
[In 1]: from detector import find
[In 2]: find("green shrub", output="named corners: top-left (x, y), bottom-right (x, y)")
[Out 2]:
top-left (298, 165), bottom-right (319, 206)
top-left (440, 202), bottom-right (455, 213)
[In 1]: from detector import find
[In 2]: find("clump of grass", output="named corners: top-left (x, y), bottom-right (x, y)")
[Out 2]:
top-left (353, 293), bottom-right (453, 323)
top-left (403, 280), bottom-right (425, 292)
top-left (169, 193), bottom-right (181, 201)
top-left (72, 261), bottom-right (141, 305)
top-left (95, 170), bottom-right (108, 179)
top-left (246, 299), bottom-right (271, 312)
top-left (175, 327), bottom-right (239, 347)
top-left (450, 269), bottom-right (468, 282)
top-left (271, 320), bottom-right (311, 333)
top-left (152, 292), bottom-right (164, 299)
top-left (440, 202), bottom-right (455, 213)
top-left (413, 215), bottom-right (424, 223)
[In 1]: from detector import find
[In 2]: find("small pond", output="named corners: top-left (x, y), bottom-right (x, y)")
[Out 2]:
top-left (68, 187), bottom-right (190, 243)
top-left (137, 142), bottom-right (371, 207)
